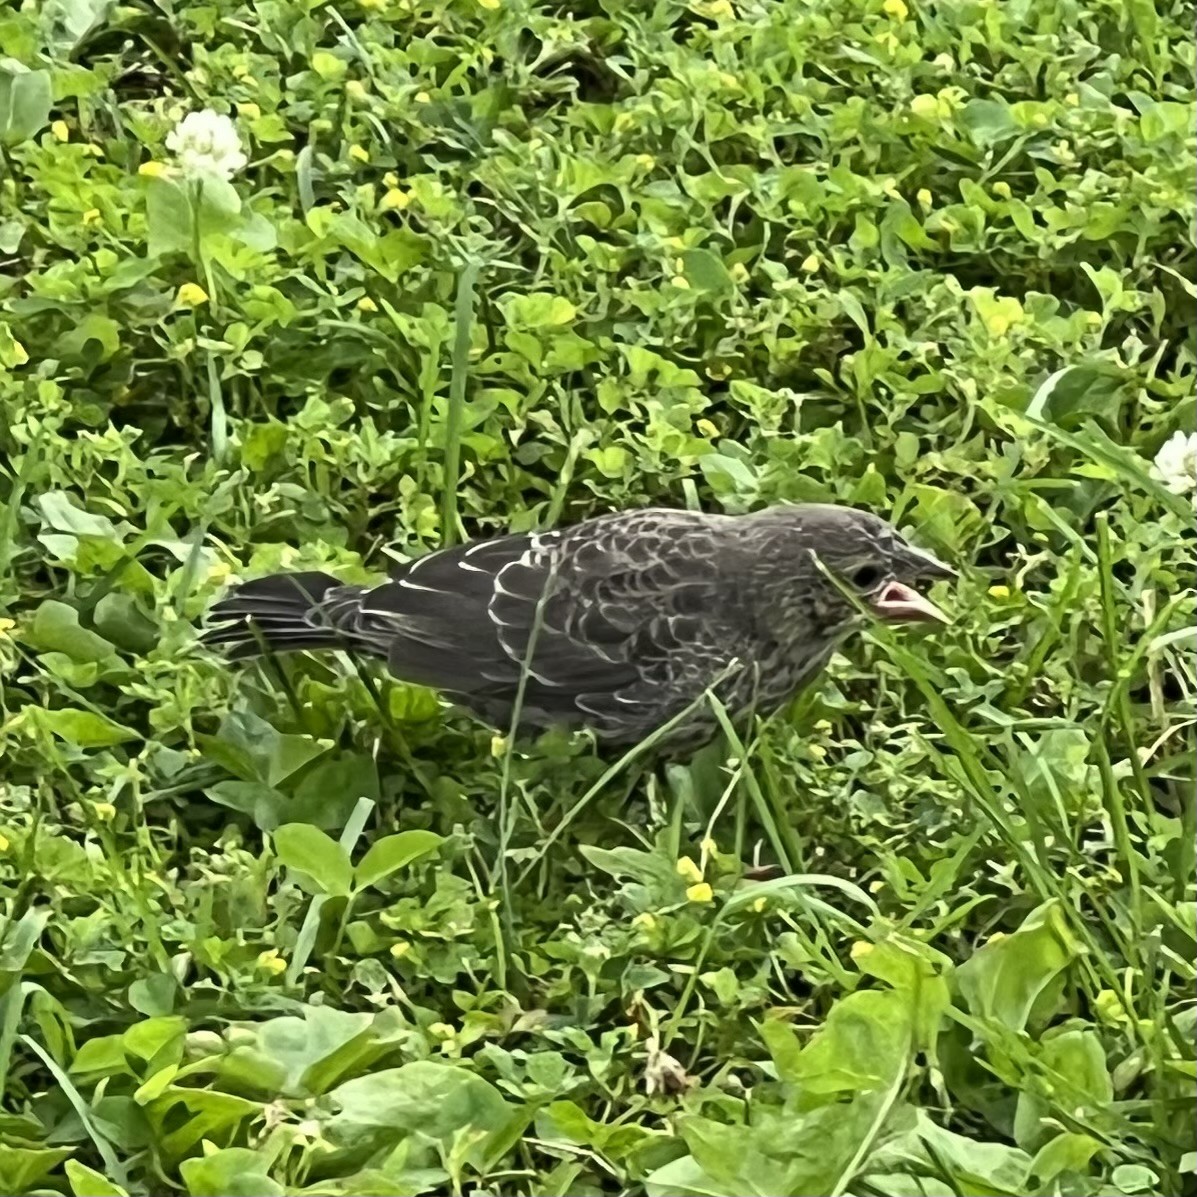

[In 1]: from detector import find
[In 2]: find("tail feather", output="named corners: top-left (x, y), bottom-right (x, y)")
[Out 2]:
top-left (203, 571), bottom-right (362, 660)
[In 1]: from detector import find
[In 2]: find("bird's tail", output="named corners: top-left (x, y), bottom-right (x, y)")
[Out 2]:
top-left (202, 571), bottom-right (364, 660)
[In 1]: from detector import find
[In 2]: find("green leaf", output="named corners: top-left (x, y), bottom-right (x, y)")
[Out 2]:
top-left (180, 1147), bottom-right (283, 1197)
top-left (325, 1061), bottom-right (518, 1168)
top-left (26, 599), bottom-right (115, 663)
top-left (0, 1143), bottom-right (73, 1195)
top-left (65, 1159), bottom-right (130, 1197)
top-left (273, 823), bottom-right (353, 896)
top-left (958, 98), bottom-right (1018, 146)
top-left (791, 988), bottom-right (911, 1093)
top-left (1029, 1132), bottom-right (1102, 1184)
top-left (681, 249), bottom-right (733, 295)
top-left (957, 900), bottom-right (1079, 1033)
top-left (355, 830), bottom-right (443, 890)
top-left (36, 707), bottom-right (139, 748)
top-left (0, 61), bottom-right (52, 144)
top-left (145, 176), bottom-right (195, 257)
top-left (502, 292), bottom-right (577, 329)
top-left (36, 491), bottom-right (120, 540)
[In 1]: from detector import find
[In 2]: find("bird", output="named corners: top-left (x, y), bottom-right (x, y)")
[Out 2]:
top-left (202, 503), bottom-right (955, 750)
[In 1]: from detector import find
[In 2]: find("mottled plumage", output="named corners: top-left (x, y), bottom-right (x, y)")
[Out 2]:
top-left (203, 504), bottom-right (954, 748)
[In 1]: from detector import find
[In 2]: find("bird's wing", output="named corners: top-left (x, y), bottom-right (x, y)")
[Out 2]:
top-left (352, 510), bottom-right (741, 733)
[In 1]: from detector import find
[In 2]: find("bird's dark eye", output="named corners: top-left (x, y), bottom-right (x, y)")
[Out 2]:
top-left (851, 564), bottom-right (883, 591)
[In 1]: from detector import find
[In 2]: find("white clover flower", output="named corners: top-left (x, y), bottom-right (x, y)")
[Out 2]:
top-left (1152, 430), bottom-right (1197, 503)
top-left (165, 109), bottom-right (247, 181)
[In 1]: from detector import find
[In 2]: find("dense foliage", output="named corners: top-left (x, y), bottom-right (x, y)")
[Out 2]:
top-left (1, 0), bottom-right (1194, 1193)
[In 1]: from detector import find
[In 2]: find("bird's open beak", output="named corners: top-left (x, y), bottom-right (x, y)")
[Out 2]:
top-left (870, 581), bottom-right (950, 624)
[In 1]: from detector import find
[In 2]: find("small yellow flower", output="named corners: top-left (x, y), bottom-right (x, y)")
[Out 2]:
top-left (0, 618), bottom-right (14, 638)
top-left (489, 734), bottom-right (507, 757)
top-left (1085, 311), bottom-right (1103, 327)
top-left (850, 940), bottom-right (874, 959)
top-left (614, 112), bottom-right (635, 133)
top-left (349, 144), bottom-right (370, 163)
top-left (916, 187), bottom-right (932, 208)
top-left (51, 120), bottom-right (69, 142)
top-left (380, 187), bottom-right (411, 211)
top-left (696, 418), bottom-right (720, 438)
top-left (256, 949), bottom-right (287, 975)
top-left (635, 153), bottom-right (656, 169)
top-left (82, 209), bottom-right (101, 225)
top-left (357, 296), bottom-right (378, 313)
top-left (176, 283), bottom-right (209, 308)
top-left (139, 160), bottom-right (168, 178)
top-left (1065, 92), bottom-right (1079, 106)
top-left (751, 896), bottom-right (767, 912)
top-left (988, 584), bottom-right (1011, 599)
top-left (686, 882), bottom-right (714, 904)
top-left (346, 80), bottom-right (368, 102)
top-left (390, 941), bottom-right (410, 958)
top-left (882, 0), bottom-right (908, 19)
top-left (814, 718), bottom-right (833, 732)
top-left (800, 252), bottom-right (820, 273)
top-left (632, 912), bottom-right (657, 931)
top-left (383, 170), bottom-right (400, 188)
top-left (729, 261), bottom-right (749, 283)
top-left (93, 802), bottom-right (116, 821)
top-left (933, 52), bottom-right (954, 70)
top-left (414, 91), bottom-right (432, 104)
top-left (910, 94), bottom-right (939, 120)
top-left (1094, 989), bottom-right (1128, 1024)
top-left (700, 836), bottom-right (719, 859)
top-left (0, 834), bottom-right (10, 852)
top-left (808, 743), bottom-right (827, 760)
top-left (882, 177), bottom-right (900, 199)
top-left (992, 180), bottom-right (1012, 199)
top-left (428, 1022), bottom-right (455, 1039)
top-left (868, 879), bottom-right (885, 893)
top-left (676, 856), bottom-right (703, 885)
top-left (671, 275), bottom-right (690, 289)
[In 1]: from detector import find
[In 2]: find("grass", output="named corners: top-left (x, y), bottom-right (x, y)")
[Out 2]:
top-left (0, 0), bottom-right (1194, 1194)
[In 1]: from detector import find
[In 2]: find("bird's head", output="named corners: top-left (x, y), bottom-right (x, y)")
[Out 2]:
top-left (747, 503), bottom-right (957, 640)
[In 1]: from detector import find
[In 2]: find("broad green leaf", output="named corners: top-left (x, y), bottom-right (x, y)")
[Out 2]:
top-left (223, 1006), bottom-right (374, 1098)
top-left (958, 98), bottom-right (1018, 146)
top-left (36, 707), bottom-right (139, 748)
top-left (274, 823), bottom-right (353, 896)
top-left (65, 1159), bottom-right (129, 1197)
top-left (1029, 1132), bottom-right (1102, 1184)
top-left (502, 292), bottom-right (577, 329)
top-left (792, 988), bottom-right (912, 1093)
top-left (681, 248), bottom-right (732, 295)
top-left (27, 599), bottom-right (115, 663)
top-left (180, 1147), bottom-right (283, 1197)
top-left (957, 900), bottom-right (1079, 1033)
top-left (0, 61), bottom-right (52, 144)
top-left (325, 1061), bottom-right (517, 1168)
top-left (355, 830), bottom-right (443, 889)
top-left (36, 491), bottom-right (120, 540)
top-left (0, 1143), bottom-right (73, 1195)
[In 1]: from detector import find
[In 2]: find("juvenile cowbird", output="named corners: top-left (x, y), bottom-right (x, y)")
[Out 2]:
top-left (204, 504), bottom-right (954, 748)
